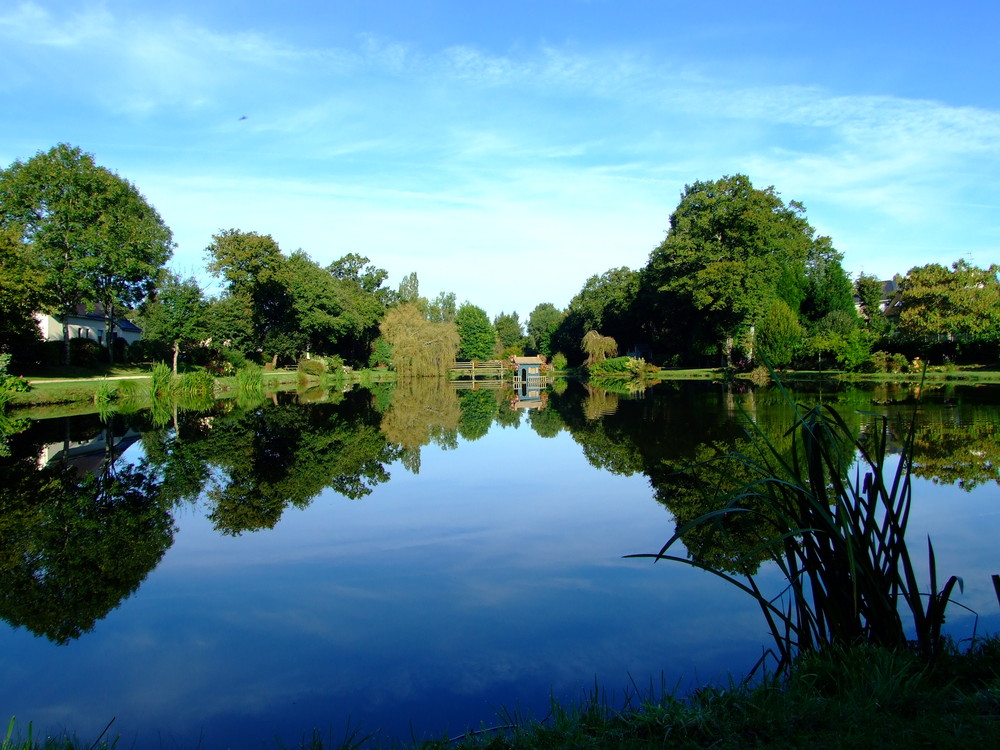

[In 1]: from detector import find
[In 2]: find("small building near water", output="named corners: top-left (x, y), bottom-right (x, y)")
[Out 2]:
top-left (511, 356), bottom-right (544, 383)
top-left (35, 304), bottom-right (143, 347)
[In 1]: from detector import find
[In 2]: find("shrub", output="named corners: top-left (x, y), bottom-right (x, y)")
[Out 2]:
top-left (297, 358), bottom-right (326, 377)
top-left (321, 354), bottom-right (345, 373)
top-left (69, 338), bottom-right (104, 367)
top-left (551, 352), bottom-right (568, 371)
top-left (235, 364), bottom-right (264, 393)
top-left (0, 354), bottom-right (31, 408)
top-left (368, 337), bottom-right (393, 369)
top-left (176, 369), bottom-right (216, 399)
top-left (589, 356), bottom-right (649, 378)
top-left (149, 362), bottom-right (175, 398)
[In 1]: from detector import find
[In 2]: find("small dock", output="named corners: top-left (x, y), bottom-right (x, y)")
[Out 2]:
top-left (448, 360), bottom-right (506, 379)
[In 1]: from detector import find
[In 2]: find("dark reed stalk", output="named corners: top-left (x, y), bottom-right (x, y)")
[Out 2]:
top-left (631, 379), bottom-right (963, 674)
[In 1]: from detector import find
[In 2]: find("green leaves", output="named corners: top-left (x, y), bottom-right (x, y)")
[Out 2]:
top-left (647, 174), bottom-right (820, 362)
top-left (0, 144), bottom-right (173, 365)
top-left (456, 302), bottom-right (496, 361)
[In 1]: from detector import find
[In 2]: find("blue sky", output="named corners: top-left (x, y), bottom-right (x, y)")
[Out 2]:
top-left (2, 1), bottom-right (999, 318)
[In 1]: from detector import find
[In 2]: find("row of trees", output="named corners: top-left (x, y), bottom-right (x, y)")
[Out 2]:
top-left (3, 145), bottom-right (995, 375)
top-left (538, 174), bottom-right (999, 370)
top-left (0, 144), bottom-right (530, 375)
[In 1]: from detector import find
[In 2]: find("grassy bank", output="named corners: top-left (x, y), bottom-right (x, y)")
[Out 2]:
top-left (4, 640), bottom-right (1000, 749)
top-left (5, 367), bottom-right (393, 411)
top-left (652, 363), bottom-right (1000, 383)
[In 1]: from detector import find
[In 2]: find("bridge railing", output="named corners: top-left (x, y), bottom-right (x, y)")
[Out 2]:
top-left (449, 360), bottom-right (507, 378)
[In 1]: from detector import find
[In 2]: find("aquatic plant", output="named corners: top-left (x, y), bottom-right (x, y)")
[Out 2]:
top-left (633, 382), bottom-right (965, 674)
top-left (176, 369), bottom-right (216, 400)
top-left (148, 362), bottom-right (175, 399)
top-left (235, 363), bottom-right (264, 394)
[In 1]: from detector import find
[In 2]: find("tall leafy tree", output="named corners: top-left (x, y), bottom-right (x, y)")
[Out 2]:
top-left (645, 174), bottom-right (816, 365)
top-left (205, 229), bottom-right (298, 365)
top-left (138, 273), bottom-right (210, 372)
top-left (493, 311), bottom-right (525, 354)
top-left (379, 302), bottom-right (460, 377)
top-left (426, 291), bottom-right (457, 323)
top-left (325, 253), bottom-right (392, 363)
top-left (456, 302), bottom-right (497, 361)
top-left (757, 298), bottom-right (804, 368)
top-left (526, 303), bottom-right (564, 357)
top-left (0, 144), bottom-right (173, 364)
top-left (897, 260), bottom-right (1000, 351)
top-left (855, 273), bottom-right (888, 333)
top-left (803, 236), bottom-right (856, 323)
top-left (553, 268), bottom-right (640, 361)
top-left (0, 226), bottom-right (44, 359)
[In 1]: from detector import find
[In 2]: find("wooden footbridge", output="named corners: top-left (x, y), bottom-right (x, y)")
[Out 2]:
top-left (449, 360), bottom-right (506, 378)
top-left (448, 359), bottom-right (549, 391)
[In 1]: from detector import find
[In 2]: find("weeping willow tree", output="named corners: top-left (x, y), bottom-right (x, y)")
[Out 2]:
top-left (581, 329), bottom-right (618, 366)
top-left (379, 302), bottom-right (460, 378)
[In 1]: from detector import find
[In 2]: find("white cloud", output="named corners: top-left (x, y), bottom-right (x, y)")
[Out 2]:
top-left (5, 2), bottom-right (999, 299)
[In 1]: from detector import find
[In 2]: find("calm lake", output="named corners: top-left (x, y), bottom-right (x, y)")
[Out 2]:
top-left (2, 378), bottom-right (999, 747)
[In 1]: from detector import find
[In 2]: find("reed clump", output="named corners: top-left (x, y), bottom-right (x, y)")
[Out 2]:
top-left (633, 382), bottom-right (966, 675)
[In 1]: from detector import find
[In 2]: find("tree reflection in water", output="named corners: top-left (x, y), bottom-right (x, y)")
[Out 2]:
top-left (1, 379), bottom-right (996, 644)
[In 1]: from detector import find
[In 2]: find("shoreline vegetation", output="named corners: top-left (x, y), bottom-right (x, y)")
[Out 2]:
top-left (5, 362), bottom-right (999, 413)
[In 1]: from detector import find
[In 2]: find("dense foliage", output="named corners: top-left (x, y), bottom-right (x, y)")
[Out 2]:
top-left (2, 145), bottom-right (995, 375)
top-left (0, 144), bottom-right (173, 365)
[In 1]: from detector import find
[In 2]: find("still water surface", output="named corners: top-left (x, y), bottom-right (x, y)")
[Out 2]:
top-left (1, 379), bottom-right (998, 747)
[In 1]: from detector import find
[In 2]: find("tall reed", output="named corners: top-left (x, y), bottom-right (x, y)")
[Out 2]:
top-left (632, 384), bottom-right (963, 674)
top-left (149, 362), bottom-right (175, 399)
top-left (235, 364), bottom-right (263, 393)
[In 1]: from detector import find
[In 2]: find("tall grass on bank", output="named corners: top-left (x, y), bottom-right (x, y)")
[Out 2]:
top-left (149, 362), bottom-right (175, 399)
top-left (632, 386), bottom-right (965, 674)
top-left (234, 364), bottom-right (266, 410)
top-left (235, 364), bottom-right (264, 393)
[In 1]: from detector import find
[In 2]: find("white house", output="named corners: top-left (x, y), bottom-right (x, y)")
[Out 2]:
top-left (35, 304), bottom-right (143, 347)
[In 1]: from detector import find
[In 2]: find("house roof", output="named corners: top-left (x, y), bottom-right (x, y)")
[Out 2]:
top-left (512, 356), bottom-right (544, 365)
top-left (65, 304), bottom-right (142, 333)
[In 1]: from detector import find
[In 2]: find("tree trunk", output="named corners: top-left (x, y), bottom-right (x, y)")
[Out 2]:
top-left (62, 317), bottom-right (72, 366)
top-left (104, 301), bottom-right (116, 366)
top-left (722, 335), bottom-right (734, 368)
top-left (173, 340), bottom-right (180, 374)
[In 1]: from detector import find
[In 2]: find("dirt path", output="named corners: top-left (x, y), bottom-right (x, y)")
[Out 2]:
top-left (26, 375), bottom-right (151, 384)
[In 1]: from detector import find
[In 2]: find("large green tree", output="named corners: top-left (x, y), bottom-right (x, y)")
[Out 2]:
top-left (855, 273), bottom-right (889, 334)
top-left (0, 144), bottom-right (173, 365)
top-left (138, 273), bottom-right (210, 372)
top-left (803, 236), bottom-right (856, 323)
top-left (0, 226), bottom-right (44, 359)
top-left (456, 302), bottom-right (497, 361)
top-left (896, 260), bottom-right (1000, 352)
top-left (645, 174), bottom-right (817, 365)
top-left (205, 229), bottom-right (300, 365)
top-left (553, 268), bottom-right (640, 362)
top-left (493, 311), bottom-right (525, 354)
top-left (526, 303), bottom-right (564, 357)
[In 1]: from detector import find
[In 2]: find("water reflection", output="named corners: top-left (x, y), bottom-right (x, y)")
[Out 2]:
top-left (2, 379), bottom-right (998, 646)
top-left (0, 378), bottom-right (997, 744)
top-left (0, 416), bottom-right (173, 644)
